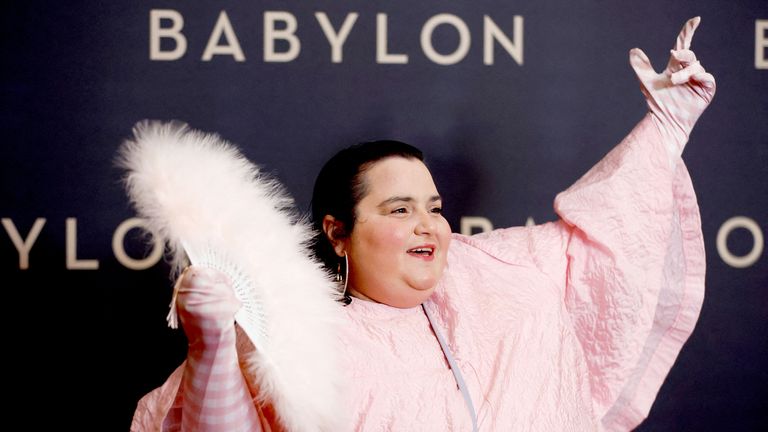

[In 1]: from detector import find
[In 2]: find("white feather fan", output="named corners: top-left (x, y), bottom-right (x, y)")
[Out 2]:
top-left (118, 121), bottom-right (346, 432)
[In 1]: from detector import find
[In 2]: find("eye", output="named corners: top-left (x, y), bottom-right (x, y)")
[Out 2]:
top-left (391, 208), bottom-right (408, 214)
top-left (431, 207), bottom-right (443, 214)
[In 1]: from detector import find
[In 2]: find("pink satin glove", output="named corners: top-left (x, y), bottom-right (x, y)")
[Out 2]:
top-left (174, 266), bottom-right (261, 432)
top-left (629, 17), bottom-right (716, 165)
top-left (177, 266), bottom-right (240, 343)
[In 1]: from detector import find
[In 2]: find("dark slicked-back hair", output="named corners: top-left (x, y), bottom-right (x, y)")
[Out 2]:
top-left (311, 140), bottom-right (424, 273)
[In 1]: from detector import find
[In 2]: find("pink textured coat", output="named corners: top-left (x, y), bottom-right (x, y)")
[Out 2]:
top-left (132, 114), bottom-right (705, 431)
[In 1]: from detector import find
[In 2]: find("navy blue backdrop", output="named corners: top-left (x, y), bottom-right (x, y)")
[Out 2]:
top-left (1, 1), bottom-right (766, 430)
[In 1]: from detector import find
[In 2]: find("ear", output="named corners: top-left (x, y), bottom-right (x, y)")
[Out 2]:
top-left (322, 215), bottom-right (348, 257)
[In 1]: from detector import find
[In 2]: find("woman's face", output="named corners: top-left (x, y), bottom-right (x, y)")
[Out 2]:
top-left (341, 157), bottom-right (451, 308)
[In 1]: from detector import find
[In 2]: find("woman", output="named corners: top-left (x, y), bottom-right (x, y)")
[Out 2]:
top-left (131, 17), bottom-right (714, 431)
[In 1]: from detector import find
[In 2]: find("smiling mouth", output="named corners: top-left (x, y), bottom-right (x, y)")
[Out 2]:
top-left (407, 247), bottom-right (435, 257)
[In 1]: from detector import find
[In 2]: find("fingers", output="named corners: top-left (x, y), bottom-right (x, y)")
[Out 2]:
top-left (182, 266), bottom-right (233, 289)
top-left (671, 49), bottom-right (697, 64)
top-left (630, 48), bottom-right (657, 82)
top-left (691, 71), bottom-right (717, 93)
top-left (671, 61), bottom-right (705, 85)
top-left (178, 266), bottom-right (240, 324)
top-left (675, 16), bottom-right (701, 51)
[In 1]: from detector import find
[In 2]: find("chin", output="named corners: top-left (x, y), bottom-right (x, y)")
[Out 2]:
top-left (390, 284), bottom-right (437, 309)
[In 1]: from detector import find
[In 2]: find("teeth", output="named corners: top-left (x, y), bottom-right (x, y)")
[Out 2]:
top-left (409, 248), bottom-right (434, 254)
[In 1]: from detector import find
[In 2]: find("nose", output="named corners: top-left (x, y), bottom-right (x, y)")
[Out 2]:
top-left (414, 210), bottom-right (436, 235)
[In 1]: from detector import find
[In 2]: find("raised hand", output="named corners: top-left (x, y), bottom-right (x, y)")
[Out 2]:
top-left (629, 17), bottom-right (716, 160)
top-left (174, 266), bottom-right (260, 431)
top-left (177, 266), bottom-right (241, 341)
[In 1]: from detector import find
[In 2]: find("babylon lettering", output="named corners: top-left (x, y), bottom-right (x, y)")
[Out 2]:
top-left (149, 9), bottom-right (524, 65)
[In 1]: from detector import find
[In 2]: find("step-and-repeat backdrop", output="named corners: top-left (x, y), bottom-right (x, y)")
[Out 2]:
top-left (2, 1), bottom-right (766, 429)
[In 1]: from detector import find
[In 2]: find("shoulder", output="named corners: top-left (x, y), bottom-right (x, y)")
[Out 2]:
top-left (448, 222), bottom-right (569, 266)
top-left (435, 227), bottom-right (569, 331)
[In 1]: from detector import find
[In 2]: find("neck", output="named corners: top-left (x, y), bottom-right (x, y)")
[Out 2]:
top-left (347, 286), bottom-right (377, 303)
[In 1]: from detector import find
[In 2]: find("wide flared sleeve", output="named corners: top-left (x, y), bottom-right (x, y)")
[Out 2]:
top-left (468, 18), bottom-right (712, 430)
top-left (555, 113), bottom-right (705, 430)
top-left (554, 17), bottom-right (713, 429)
top-left (460, 111), bottom-right (705, 431)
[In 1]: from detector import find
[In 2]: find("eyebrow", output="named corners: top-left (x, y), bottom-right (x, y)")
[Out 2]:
top-left (378, 195), bottom-right (442, 208)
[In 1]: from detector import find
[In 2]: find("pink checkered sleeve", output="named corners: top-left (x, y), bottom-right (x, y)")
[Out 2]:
top-left (173, 266), bottom-right (262, 432)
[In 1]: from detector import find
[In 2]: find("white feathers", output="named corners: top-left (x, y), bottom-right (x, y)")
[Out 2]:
top-left (118, 121), bottom-right (346, 432)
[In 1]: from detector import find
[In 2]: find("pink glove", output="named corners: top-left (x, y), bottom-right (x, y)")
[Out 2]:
top-left (177, 267), bottom-right (240, 341)
top-left (175, 266), bottom-right (261, 432)
top-left (629, 17), bottom-right (716, 166)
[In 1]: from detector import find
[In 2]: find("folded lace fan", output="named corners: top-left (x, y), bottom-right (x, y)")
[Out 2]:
top-left (176, 241), bottom-right (269, 350)
top-left (118, 121), bottom-right (345, 432)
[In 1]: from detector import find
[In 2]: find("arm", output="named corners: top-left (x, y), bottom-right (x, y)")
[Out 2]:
top-left (553, 17), bottom-right (713, 430)
top-left (123, 121), bottom-right (346, 432)
top-left (174, 266), bottom-right (263, 432)
top-left (464, 17), bottom-right (713, 431)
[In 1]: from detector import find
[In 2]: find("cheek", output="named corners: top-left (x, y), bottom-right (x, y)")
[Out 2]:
top-left (355, 221), bottom-right (409, 256)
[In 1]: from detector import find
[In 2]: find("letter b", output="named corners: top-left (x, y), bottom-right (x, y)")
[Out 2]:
top-left (150, 9), bottom-right (187, 61)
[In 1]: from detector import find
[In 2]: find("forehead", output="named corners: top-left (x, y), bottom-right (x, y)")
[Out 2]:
top-left (360, 157), bottom-right (437, 197)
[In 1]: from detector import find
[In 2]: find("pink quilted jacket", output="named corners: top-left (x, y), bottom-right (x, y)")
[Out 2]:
top-left (132, 114), bottom-right (705, 431)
